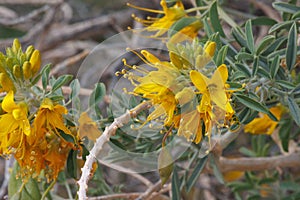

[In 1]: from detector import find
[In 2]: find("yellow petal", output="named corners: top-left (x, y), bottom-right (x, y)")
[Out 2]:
top-left (223, 170), bottom-right (244, 182)
top-left (23, 119), bottom-right (31, 136)
top-left (141, 50), bottom-right (160, 64)
top-left (0, 114), bottom-right (15, 134)
top-left (2, 91), bottom-right (17, 112)
top-left (190, 70), bottom-right (209, 94)
top-left (78, 112), bottom-right (102, 141)
top-left (212, 64), bottom-right (228, 85)
top-left (204, 41), bottom-right (216, 57)
top-left (210, 87), bottom-right (228, 111)
top-left (210, 64), bottom-right (229, 111)
top-left (178, 110), bottom-right (202, 143)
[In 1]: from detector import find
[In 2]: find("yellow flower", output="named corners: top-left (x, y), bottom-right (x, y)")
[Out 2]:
top-left (14, 98), bottom-right (78, 181)
top-left (33, 98), bottom-right (71, 138)
top-left (189, 65), bottom-right (236, 144)
top-left (129, 0), bottom-right (185, 37)
top-left (0, 91), bottom-right (30, 155)
top-left (122, 50), bottom-right (192, 127)
top-left (128, 0), bottom-right (201, 40)
top-left (190, 64), bottom-right (234, 114)
top-left (244, 106), bottom-right (283, 135)
top-left (133, 67), bottom-right (180, 126)
top-left (78, 112), bottom-right (102, 141)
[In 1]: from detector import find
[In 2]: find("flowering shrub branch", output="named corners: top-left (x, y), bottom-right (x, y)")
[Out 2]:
top-left (0, 0), bottom-right (299, 199)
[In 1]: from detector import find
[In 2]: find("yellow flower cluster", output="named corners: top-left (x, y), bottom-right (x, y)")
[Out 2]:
top-left (119, 40), bottom-right (236, 144)
top-left (0, 39), bottom-right (40, 93)
top-left (0, 41), bottom-right (79, 182)
top-left (128, 0), bottom-right (202, 42)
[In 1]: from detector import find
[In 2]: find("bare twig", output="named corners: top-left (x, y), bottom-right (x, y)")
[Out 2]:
top-left (148, 184), bottom-right (170, 200)
top-left (89, 193), bottom-right (141, 200)
top-left (137, 180), bottom-right (162, 200)
top-left (0, 5), bottom-right (58, 49)
top-left (219, 125), bottom-right (244, 149)
top-left (0, 5), bottom-right (50, 26)
top-left (50, 49), bottom-right (90, 76)
top-left (220, 151), bottom-right (300, 172)
top-left (41, 10), bottom-right (132, 51)
top-left (61, 86), bottom-right (93, 96)
top-left (77, 101), bottom-right (152, 200)
top-left (0, 0), bottom-right (62, 4)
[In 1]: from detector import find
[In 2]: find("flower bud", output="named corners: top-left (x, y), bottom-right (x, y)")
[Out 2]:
top-left (12, 39), bottom-right (21, 53)
top-left (13, 65), bottom-right (21, 78)
top-left (25, 45), bottom-right (34, 60)
top-left (204, 41), bottom-right (216, 57)
top-left (22, 61), bottom-right (32, 79)
top-left (29, 50), bottom-right (41, 75)
top-left (20, 54), bottom-right (26, 64)
top-left (5, 57), bottom-right (14, 69)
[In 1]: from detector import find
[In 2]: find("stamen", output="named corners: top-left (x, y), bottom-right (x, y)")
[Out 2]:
top-left (126, 48), bottom-right (155, 67)
top-left (127, 3), bottom-right (164, 14)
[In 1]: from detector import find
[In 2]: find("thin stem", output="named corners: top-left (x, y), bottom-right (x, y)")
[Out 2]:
top-left (185, 6), bottom-right (209, 13)
top-left (64, 181), bottom-right (73, 200)
top-left (41, 180), bottom-right (56, 200)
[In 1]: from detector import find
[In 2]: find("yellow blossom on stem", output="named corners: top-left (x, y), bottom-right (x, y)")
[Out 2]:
top-left (189, 64), bottom-right (235, 143)
top-left (133, 66), bottom-right (181, 126)
top-left (128, 0), bottom-right (185, 37)
top-left (190, 64), bottom-right (234, 114)
top-left (128, 0), bottom-right (202, 40)
top-left (244, 106), bottom-right (283, 135)
top-left (33, 98), bottom-right (71, 139)
top-left (121, 50), bottom-right (193, 127)
top-left (0, 91), bottom-right (30, 155)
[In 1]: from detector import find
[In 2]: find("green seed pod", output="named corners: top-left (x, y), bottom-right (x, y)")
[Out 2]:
top-left (158, 147), bottom-right (174, 185)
